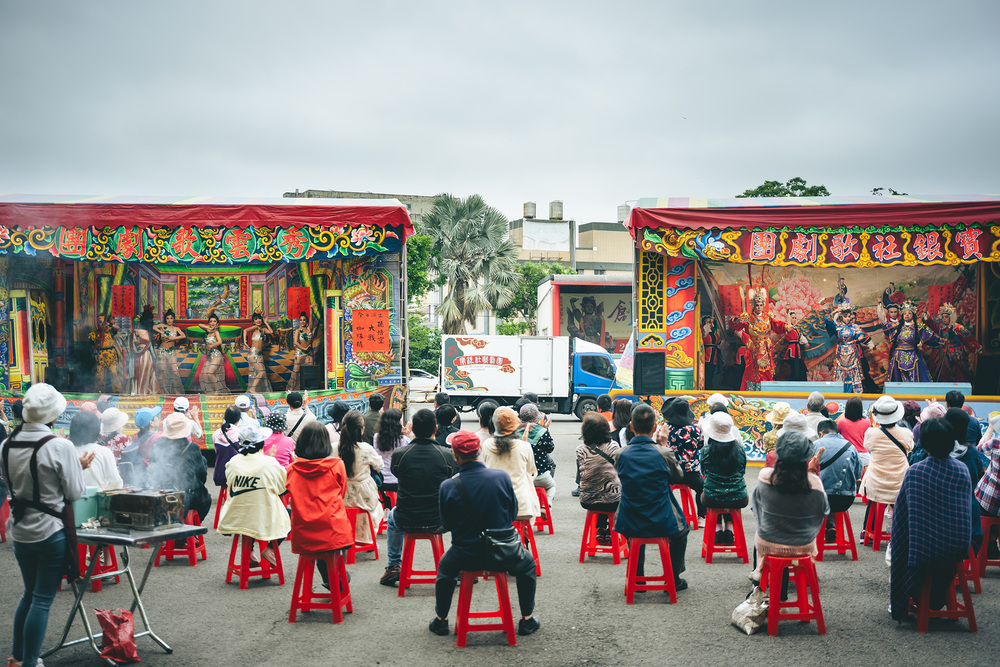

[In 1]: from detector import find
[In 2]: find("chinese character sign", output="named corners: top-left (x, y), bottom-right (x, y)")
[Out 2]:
top-left (111, 285), bottom-right (135, 317)
top-left (352, 309), bottom-right (391, 353)
top-left (287, 287), bottom-right (311, 320)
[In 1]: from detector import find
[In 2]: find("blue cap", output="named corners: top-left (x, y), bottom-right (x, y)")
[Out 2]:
top-left (135, 406), bottom-right (162, 429)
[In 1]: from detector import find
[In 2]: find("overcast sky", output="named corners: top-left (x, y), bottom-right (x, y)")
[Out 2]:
top-left (1, 1), bottom-right (997, 224)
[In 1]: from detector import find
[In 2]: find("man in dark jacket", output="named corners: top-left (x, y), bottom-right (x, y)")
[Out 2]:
top-left (430, 431), bottom-right (540, 637)
top-left (380, 408), bottom-right (457, 586)
top-left (434, 404), bottom-right (460, 448)
top-left (363, 393), bottom-right (384, 445)
top-left (615, 403), bottom-right (690, 591)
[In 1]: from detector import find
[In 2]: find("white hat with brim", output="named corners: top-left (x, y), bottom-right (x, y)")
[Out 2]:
top-left (703, 412), bottom-right (737, 443)
top-left (707, 393), bottom-right (729, 408)
top-left (871, 395), bottom-right (904, 425)
top-left (766, 402), bottom-right (793, 425)
top-left (161, 412), bottom-right (194, 439)
top-left (22, 383), bottom-right (67, 425)
top-left (100, 407), bottom-right (129, 435)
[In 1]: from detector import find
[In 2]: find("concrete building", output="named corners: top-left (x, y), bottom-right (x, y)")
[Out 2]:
top-left (284, 188), bottom-right (435, 226)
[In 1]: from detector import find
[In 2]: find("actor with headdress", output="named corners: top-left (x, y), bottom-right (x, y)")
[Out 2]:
top-left (884, 301), bottom-right (942, 383)
top-left (701, 316), bottom-right (721, 390)
top-left (780, 309), bottom-right (807, 383)
top-left (924, 302), bottom-right (981, 384)
top-left (729, 287), bottom-right (803, 391)
top-left (825, 303), bottom-right (874, 393)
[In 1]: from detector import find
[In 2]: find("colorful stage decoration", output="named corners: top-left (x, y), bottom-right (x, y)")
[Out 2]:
top-left (111, 285), bottom-right (135, 318)
top-left (628, 195), bottom-right (1000, 393)
top-left (287, 286), bottom-right (311, 320)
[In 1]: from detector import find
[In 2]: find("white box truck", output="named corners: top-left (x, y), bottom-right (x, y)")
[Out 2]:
top-left (440, 335), bottom-right (618, 419)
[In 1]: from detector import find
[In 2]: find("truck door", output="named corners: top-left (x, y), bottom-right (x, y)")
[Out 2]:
top-left (574, 353), bottom-right (616, 392)
top-left (520, 337), bottom-right (554, 396)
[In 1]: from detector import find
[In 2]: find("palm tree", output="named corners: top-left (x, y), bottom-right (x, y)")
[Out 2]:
top-left (425, 193), bottom-right (519, 334)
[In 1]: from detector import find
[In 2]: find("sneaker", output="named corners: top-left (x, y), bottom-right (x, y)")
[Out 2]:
top-left (673, 578), bottom-right (688, 592)
top-left (714, 530), bottom-right (726, 544)
top-left (825, 530), bottom-right (837, 543)
top-left (380, 565), bottom-right (401, 587)
top-left (428, 617), bottom-right (450, 636)
top-left (571, 487), bottom-right (580, 497)
top-left (722, 530), bottom-right (735, 544)
top-left (518, 617), bottom-right (541, 636)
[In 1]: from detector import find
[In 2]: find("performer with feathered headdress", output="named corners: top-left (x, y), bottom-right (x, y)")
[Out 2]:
top-left (884, 301), bottom-right (941, 383)
top-left (825, 303), bottom-right (873, 393)
top-left (924, 302), bottom-right (981, 383)
top-left (729, 287), bottom-right (803, 391)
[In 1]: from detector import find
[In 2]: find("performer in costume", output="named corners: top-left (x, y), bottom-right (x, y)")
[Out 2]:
top-left (781, 309), bottom-right (807, 382)
top-left (243, 312), bottom-right (274, 393)
top-left (199, 313), bottom-right (228, 394)
top-left (153, 309), bottom-right (186, 394)
top-left (729, 288), bottom-right (804, 391)
top-left (825, 304), bottom-right (874, 393)
top-left (702, 316), bottom-right (721, 390)
top-left (131, 306), bottom-right (161, 395)
top-left (90, 315), bottom-right (124, 393)
top-left (288, 313), bottom-right (316, 391)
top-left (924, 302), bottom-right (981, 384)
top-left (882, 302), bottom-right (941, 383)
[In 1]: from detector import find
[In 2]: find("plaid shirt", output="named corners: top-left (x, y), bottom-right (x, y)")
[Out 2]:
top-left (976, 437), bottom-right (1000, 515)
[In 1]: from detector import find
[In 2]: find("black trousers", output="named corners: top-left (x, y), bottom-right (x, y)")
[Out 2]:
top-left (581, 501), bottom-right (620, 533)
top-left (629, 532), bottom-right (687, 579)
top-left (680, 471), bottom-right (706, 516)
top-left (828, 495), bottom-right (855, 513)
top-left (435, 546), bottom-right (537, 619)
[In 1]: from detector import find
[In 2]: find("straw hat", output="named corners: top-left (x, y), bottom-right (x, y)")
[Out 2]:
top-left (161, 411), bottom-right (194, 439)
top-left (703, 412), bottom-right (737, 443)
top-left (766, 402), bottom-right (793, 425)
top-left (100, 407), bottom-right (129, 435)
top-left (871, 395), bottom-right (904, 425)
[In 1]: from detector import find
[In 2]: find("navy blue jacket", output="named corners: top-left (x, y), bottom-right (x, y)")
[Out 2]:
top-left (438, 461), bottom-right (517, 557)
top-left (615, 435), bottom-right (687, 538)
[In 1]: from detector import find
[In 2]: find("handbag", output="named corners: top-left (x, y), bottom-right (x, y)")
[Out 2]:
top-left (453, 475), bottom-right (526, 570)
top-left (731, 586), bottom-right (769, 635)
top-left (371, 467), bottom-right (384, 488)
top-left (96, 608), bottom-right (141, 663)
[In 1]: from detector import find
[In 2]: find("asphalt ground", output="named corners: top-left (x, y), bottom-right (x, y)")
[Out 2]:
top-left (2, 407), bottom-right (998, 666)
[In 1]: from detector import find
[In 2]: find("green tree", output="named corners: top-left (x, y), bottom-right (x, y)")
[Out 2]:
top-left (407, 311), bottom-right (441, 374)
top-left (871, 187), bottom-right (908, 196)
top-left (737, 177), bottom-right (830, 198)
top-left (405, 233), bottom-right (440, 306)
top-left (425, 193), bottom-right (519, 334)
top-left (495, 262), bottom-right (575, 335)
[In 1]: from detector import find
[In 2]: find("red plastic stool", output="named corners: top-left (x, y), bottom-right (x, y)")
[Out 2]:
top-left (964, 546), bottom-right (982, 594)
top-left (155, 510), bottom-right (207, 567)
top-left (345, 508), bottom-right (379, 564)
top-left (978, 515), bottom-right (1000, 575)
top-left (534, 487), bottom-right (554, 534)
top-left (513, 520), bottom-right (541, 576)
top-left (212, 486), bottom-right (228, 530)
top-left (701, 508), bottom-right (749, 564)
top-left (863, 501), bottom-right (890, 551)
top-left (378, 491), bottom-right (397, 534)
top-left (288, 550), bottom-right (352, 624)
top-left (579, 510), bottom-right (628, 564)
top-left (760, 556), bottom-right (826, 637)
top-left (0, 497), bottom-right (10, 543)
top-left (624, 537), bottom-right (677, 604)
top-left (816, 511), bottom-right (858, 561)
top-left (226, 535), bottom-right (285, 590)
top-left (908, 565), bottom-right (977, 633)
top-left (455, 571), bottom-right (516, 647)
top-left (80, 544), bottom-right (121, 593)
top-left (671, 485), bottom-right (699, 530)
top-left (398, 532), bottom-right (445, 597)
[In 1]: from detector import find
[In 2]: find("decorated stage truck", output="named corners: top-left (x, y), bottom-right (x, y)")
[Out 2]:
top-left (0, 195), bottom-right (413, 446)
top-left (623, 194), bottom-right (1000, 461)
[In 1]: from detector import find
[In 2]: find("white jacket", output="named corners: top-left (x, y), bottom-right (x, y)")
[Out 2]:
top-left (218, 451), bottom-right (291, 541)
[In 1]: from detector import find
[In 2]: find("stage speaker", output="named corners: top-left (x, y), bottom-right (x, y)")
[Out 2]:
top-left (634, 351), bottom-right (666, 395)
top-left (301, 364), bottom-right (321, 390)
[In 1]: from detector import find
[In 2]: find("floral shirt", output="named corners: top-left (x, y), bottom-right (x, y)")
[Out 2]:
top-left (102, 434), bottom-right (132, 461)
top-left (669, 424), bottom-right (703, 473)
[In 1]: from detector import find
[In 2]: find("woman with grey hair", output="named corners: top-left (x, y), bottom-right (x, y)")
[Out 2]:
top-left (519, 403), bottom-right (557, 504)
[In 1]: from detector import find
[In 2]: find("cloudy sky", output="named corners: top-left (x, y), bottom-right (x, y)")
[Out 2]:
top-left (1, 1), bottom-right (997, 224)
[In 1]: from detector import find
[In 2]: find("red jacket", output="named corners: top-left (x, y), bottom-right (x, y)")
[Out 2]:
top-left (286, 457), bottom-right (353, 554)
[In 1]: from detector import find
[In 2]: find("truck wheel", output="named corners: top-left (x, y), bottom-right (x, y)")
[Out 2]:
top-left (575, 398), bottom-right (598, 421)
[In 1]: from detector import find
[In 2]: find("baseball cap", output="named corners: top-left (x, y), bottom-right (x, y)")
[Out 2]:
top-left (235, 395), bottom-right (252, 410)
top-left (447, 430), bottom-right (481, 454)
top-left (135, 406), bottom-right (162, 429)
top-left (173, 396), bottom-right (190, 411)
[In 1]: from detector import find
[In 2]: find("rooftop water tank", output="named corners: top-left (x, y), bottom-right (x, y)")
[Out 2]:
top-left (617, 204), bottom-right (630, 223)
top-left (549, 200), bottom-right (563, 220)
top-left (524, 202), bottom-right (536, 219)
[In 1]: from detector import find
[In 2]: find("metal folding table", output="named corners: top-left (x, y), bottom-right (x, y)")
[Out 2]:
top-left (42, 524), bottom-right (207, 665)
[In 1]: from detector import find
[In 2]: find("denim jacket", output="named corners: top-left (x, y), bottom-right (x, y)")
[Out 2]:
top-left (816, 433), bottom-right (863, 496)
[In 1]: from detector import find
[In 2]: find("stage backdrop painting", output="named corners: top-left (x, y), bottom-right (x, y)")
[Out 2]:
top-left (702, 261), bottom-right (980, 388)
top-left (184, 275), bottom-right (240, 320)
top-left (559, 293), bottom-right (632, 354)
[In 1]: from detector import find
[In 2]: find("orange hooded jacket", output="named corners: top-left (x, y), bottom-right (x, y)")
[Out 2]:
top-left (286, 457), bottom-right (353, 554)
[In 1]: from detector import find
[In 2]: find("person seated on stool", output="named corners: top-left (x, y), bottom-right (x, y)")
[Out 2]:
top-left (659, 397), bottom-right (706, 518)
top-left (889, 418), bottom-right (974, 621)
top-left (749, 431), bottom-right (828, 585)
top-left (379, 409), bottom-right (456, 587)
top-left (699, 411), bottom-right (747, 545)
top-left (614, 403), bottom-right (690, 591)
top-left (217, 424), bottom-right (291, 567)
top-left (976, 414), bottom-right (1000, 560)
top-left (859, 395), bottom-right (913, 541)
top-left (815, 419), bottom-right (863, 543)
top-left (430, 430), bottom-right (540, 637)
top-left (576, 413), bottom-right (623, 545)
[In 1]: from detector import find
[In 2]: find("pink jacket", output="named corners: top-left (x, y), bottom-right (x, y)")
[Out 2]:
top-left (264, 432), bottom-right (295, 467)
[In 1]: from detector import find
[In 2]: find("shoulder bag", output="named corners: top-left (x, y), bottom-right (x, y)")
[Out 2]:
top-left (453, 474), bottom-right (526, 570)
top-left (286, 412), bottom-right (307, 439)
top-left (879, 426), bottom-right (910, 458)
top-left (1, 434), bottom-right (82, 580)
top-left (819, 441), bottom-right (855, 471)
